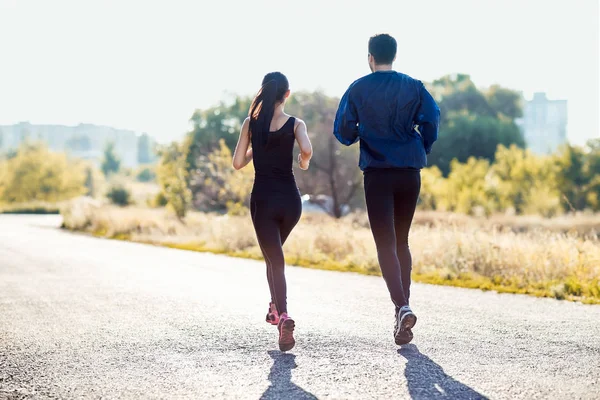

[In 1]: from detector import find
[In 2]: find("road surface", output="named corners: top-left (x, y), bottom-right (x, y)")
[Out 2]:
top-left (1, 215), bottom-right (599, 399)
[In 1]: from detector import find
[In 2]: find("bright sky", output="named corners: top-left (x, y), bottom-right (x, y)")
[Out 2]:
top-left (0, 0), bottom-right (598, 145)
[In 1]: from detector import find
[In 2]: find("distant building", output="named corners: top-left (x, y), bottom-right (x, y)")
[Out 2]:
top-left (0, 122), bottom-right (144, 168)
top-left (520, 92), bottom-right (568, 155)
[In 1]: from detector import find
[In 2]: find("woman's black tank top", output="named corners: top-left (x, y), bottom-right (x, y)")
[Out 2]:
top-left (251, 116), bottom-right (299, 198)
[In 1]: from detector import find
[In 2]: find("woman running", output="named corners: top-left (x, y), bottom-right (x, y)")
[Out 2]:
top-left (232, 72), bottom-right (313, 352)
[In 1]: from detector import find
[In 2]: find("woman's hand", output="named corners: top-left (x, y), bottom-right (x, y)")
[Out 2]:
top-left (298, 153), bottom-right (310, 170)
top-left (232, 118), bottom-right (253, 170)
top-left (294, 119), bottom-right (312, 171)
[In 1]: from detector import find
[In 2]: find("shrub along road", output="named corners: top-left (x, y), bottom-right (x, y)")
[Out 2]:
top-left (1, 215), bottom-right (599, 399)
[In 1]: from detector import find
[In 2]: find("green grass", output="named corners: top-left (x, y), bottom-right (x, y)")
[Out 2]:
top-left (0, 202), bottom-right (60, 214)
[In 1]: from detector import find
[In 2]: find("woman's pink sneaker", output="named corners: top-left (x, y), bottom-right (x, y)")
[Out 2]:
top-left (265, 302), bottom-right (280, 325)
top-left (277, 313), bottom-right (295, 352)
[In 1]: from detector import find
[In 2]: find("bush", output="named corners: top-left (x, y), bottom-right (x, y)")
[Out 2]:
top-left (151, 191), bottom-right (168, 208)
top-left (157, 142), bottom-right (191, 219)
top-left (415, 143), bottom-right (600, 217)
top-left (106, 185), bottom-right (131, 206)
top-left (136, 167), bottom-right (156, 182)
top-left (189, 139), bottom-right (253, 213)
top-left (419, 166), bottom-right (445, 210)
top-left (0, 142), bottom-right (86, 203)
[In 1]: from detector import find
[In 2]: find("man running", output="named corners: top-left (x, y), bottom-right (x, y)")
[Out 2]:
top-left (333, 33), bottom-right (440, 345)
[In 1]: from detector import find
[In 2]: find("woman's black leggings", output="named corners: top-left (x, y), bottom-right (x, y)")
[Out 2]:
top-left (364, 168), bottom-right (421, 311)
top-left (250, 191), bottom-right (302, 315)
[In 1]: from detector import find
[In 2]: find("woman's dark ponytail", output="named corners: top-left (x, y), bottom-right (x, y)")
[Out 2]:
top-left (249, 72), bottom-right (289, 147)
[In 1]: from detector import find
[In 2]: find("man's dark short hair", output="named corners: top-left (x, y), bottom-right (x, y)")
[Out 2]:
top-left (368, 34), bottom-right (397, 65)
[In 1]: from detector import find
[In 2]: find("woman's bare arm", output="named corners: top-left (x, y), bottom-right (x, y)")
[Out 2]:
top-left (294, 119), bottom-right (312, 170)
top-left (232, 117), bottom-right (253, 170)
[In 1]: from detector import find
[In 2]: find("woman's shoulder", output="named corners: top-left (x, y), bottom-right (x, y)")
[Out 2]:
top-left (286, 115), bottom-right (305, 130)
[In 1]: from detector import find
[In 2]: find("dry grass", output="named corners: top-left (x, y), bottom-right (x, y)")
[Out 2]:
top-left (411, 210), bottom-right (600, 238)
top-left (60, 199), bottom-right (600, 304)
top-left (128, 182), bottom-right (161, 206)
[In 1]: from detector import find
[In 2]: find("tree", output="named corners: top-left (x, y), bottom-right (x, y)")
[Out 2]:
top-left (184, 97), bottom-right (252, 177)
top-left (584, 140), bottom-right (600, 210)
top-left (101, 142), bottom-right (121, 176)
top-left (419, 166), bottom-right (445, 210)
top-left (427, 74), bottom-right (525, 175)
top-left (0, 142), bottom-right (86, 203)
top-left (84, 167), bottom-right (95, 197)
top-left (485, 85), bottom-right (523, 120)
top-left (287, 91), bottom-right (362, 218)
top-left (428, 114), bottom-right (525, 175)
top-left (430, 74), bottom-right (497, 123)
top-left (189, 139), bottom-right (254, 214)
top-left (136, 167), bottom-right (156, 182)
top-left (137, 133), bottom-right (154, 164)
top-left (553, 143), bottom-right (600, 212)
top-left (81, 164), bottom-right (104, 199)
top-left (182, 92), bottom-right (363, 217)
top-left (157, 142), bottom-right (192, 219)
top-left (437, 157), bottom-right (496, 215)
top-left (491, 145), bottom-right (560, 216)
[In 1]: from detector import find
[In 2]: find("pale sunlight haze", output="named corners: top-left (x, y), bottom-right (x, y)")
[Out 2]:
top-left (0, 0), bottom-right (598, 144)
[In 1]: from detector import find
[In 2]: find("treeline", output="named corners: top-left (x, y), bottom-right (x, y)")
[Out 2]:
top-left (155, 74), bottom-right (599, 218)
top-left (2, 74), bottom-right (597, 218)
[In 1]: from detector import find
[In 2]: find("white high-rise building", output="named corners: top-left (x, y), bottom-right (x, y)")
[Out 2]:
top-left (521, 92), bottom-right (568, 155)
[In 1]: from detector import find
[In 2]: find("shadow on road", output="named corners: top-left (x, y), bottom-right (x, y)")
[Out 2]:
top-left (260, 350), bottom-right (318, 400)
top-left (399, 344), bottom-right (488, 400)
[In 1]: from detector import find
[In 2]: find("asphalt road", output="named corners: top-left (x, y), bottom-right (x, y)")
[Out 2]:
top-left (1, 215), bottom-right (599, 399)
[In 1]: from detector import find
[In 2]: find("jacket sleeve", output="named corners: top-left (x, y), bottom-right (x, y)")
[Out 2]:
top-left (414, 82), bottom-right (440, 154)
top-left (333, 86), bottom-right (360, 146)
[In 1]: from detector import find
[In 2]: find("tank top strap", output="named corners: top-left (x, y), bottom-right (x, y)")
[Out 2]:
top-left (286, 116), bottom-right (296, 133)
